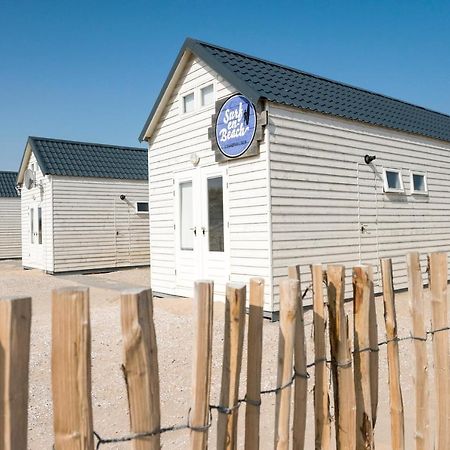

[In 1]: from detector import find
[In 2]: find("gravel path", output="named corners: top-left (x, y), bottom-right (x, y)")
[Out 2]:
top-left (0, 259), bottom-right (445, 449)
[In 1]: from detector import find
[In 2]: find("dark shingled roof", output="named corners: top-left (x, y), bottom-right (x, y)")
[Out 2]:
top-left (27, 137), bottom-right (148, 180)
top-left (0, 171), bottom-right (19, 197)
top-left (140, 38), bottom-right (450, 143)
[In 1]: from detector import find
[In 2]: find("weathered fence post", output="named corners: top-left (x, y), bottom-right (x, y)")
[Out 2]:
top-left (327, 265), bottom-right (356, 450)
top-left (380, 258), bottom-right (404, 450)
top-left (190, 281), bottom-right (214, 450)
top-left (428, 252), bottom-right (449, 450)
top-left (353, 265), bottom-right (374, 450)
top-left (217, 283), bottom-right (246, 450)
top-left (244, 278), bottom-right (264, 450)
top-left (0, 296), bottom-right (32, 450)
top-left (52, 287), bottom-right (94, 450)
top-left (121, 288), bottom-right (161, 450)
top-left (406, 252), bottom-right (430, 450)
top-left (288, 266), bottom-right (307, 450)
top-left (367, 266), bottom-right (378, 430)
top-left (274, 278), bottom-right (299, 450)
top-left (311, 264), bottom-right (331, 450)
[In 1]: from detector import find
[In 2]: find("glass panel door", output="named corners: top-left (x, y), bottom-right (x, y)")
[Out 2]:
top-left (38, 207), bottom-right (43, 244)
top-left (207, 176), bottom-right (224, 252)
top-left (199, 167), bottom-right (227, 300)
top-left (180, 181), bottom-right (193, 251)
top-left (30, 207), bottom-right (34, 244)
top-left (175, 172), bottom-right (199, 298)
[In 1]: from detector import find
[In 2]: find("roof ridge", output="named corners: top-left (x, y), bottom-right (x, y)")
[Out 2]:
top-left (0, 170), bottom-right (19, 174)
top-left (29, 136), bottom-right (147, 152)
top-left (193, 38), bottom-right (450, 120)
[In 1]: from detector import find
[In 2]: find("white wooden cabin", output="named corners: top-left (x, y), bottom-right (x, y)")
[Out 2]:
top-left (140, 38), bottom-right (450, 319)
top-left (17, 137), bottom-right (150, 273)
top-left (0, 171), bottom-right (21, 259)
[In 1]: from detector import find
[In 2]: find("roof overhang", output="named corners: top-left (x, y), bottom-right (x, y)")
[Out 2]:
top-left (17, 137), bottom-right (48, 185)
top-left (139, 37), bottom-right (262, 142)
top-left (17, 141), bottom-right (33, 185)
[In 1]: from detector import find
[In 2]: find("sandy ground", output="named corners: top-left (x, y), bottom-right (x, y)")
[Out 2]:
top-left (0, 259), bottom-right (446, 449)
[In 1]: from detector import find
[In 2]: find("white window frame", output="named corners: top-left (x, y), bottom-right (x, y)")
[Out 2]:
top-left (410, 171), bottom-right (428, 195)
top-left (382, 168), bottom-right (404, 193)
top-left (181, 92), bottom-right (195, 115)
top-left (200, 83), bottom-right (215, 108)
top-left (135, 201), bottom-right (149, 215)
top-left (179, 82), bottom-right (215, 116)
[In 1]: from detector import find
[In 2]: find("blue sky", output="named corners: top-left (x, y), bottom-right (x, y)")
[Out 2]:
top-left (1, 0), bottom-right (450, 171)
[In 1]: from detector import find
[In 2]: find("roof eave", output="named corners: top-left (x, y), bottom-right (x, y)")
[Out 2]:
top-left (17, 137), bottom-right (50, 185)
top-left (139, 37), bottom-right (262, 142)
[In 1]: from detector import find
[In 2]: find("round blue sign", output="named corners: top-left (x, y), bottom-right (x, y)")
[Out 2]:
top-left (215, 94), bottom-right (257, 158)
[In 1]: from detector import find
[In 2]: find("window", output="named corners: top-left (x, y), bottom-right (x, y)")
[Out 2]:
top-left (200, 84), bottom-right (214, 107)
top-left (383, 168), bottom-right (404, 193)
top-left (136, 202), bottom-right (149, 214)
top-left (410, 172), bottom-right (428, 195)
top-left (179, 181), bottom-right (193, 250)
top-left (182, 92), bottom-right (195, 114)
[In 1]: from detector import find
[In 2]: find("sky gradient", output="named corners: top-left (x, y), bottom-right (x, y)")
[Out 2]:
top-left (1, 0), bottom-right (450, 171)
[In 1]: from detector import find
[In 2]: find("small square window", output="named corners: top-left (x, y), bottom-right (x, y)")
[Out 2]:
top-left (383, 168), bottom-right (404, 193)
top-left (410, 172), bottom-right (428, 195)
top-left (182, 92), bottom-right (195, 114)
top-left (136, 202), bottom-right (149, 214)
top-left (200, 84), bottom-right (214, 107)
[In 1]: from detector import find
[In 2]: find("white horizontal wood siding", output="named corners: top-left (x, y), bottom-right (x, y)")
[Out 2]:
top-left (0, 197), bottom-right (21, 259)
top-left (269, 103), bottom-right (450, 309)
top-left (21, 151), bottom-right (54, 271)
top-left (148, 55), bottom-right (272, 309)
top-left (51, 177), bottom-right (149, 272)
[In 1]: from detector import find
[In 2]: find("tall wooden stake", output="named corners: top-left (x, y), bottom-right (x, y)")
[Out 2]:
top-left (190, 281), bottom-right (214, 450)
top-left (121, 288), bottom-right (161, 450)
top-left (311, 264), bottom-right (331, 450)
top-left (275, 278), bottom-right (299, 450)
top-left (367, 266), bottom-right (378, 430)
top-left (217, 283), bottom-right (246, 450)
top-left (327, 265), bottom-right (356, 450)
top-left (52, 287), bottom-right (94, 450)
top-left (0, 296), bottom-right (32, 450)
top-left (288, 266), bottom-right (307, 450)
top-left (380, 259), bottom-right (404, 450)
top-left (428, 252), bottom-right (449, 450)
top-left (353, 266), bottom-right (374, 449)
top-left (406, 252), bottom-right (430, 450)
top-left (244, 278), bottom-right (264, 450)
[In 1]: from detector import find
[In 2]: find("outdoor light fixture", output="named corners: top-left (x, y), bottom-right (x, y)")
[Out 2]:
top-left (190, 153), bottom-right (200, 166)
top-left (364, 154), bottom-right (377, 164)
top-left (120, 194), bottom-right (126, 201)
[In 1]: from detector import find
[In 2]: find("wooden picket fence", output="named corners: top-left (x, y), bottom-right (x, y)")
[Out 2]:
top-left (1, 251), bottom-right (450, 449)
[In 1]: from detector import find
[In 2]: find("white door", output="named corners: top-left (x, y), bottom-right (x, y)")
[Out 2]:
top-left (174, 166), bottom-right (228, 298)
top-left (175, 171), bottom-right (199, 296)
top-left (198, 166), bottom-right (227, 298)
top-left (29, 204), bottom-right (44, 266)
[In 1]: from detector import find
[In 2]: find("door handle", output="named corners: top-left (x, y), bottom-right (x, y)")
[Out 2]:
top-left (190, 226), bottom-right (197, 236)
top-left (201, 227), bottom-right (206, 236)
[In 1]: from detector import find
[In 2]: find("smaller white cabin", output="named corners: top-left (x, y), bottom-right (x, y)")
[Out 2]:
top-left (0, 171), bottom-right (21, 259)
top-left (17, 137), bottom-right (150, 273)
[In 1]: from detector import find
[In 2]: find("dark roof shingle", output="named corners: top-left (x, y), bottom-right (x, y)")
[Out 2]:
top-left (28, 137), bottom-right (148, 180)
top-left (0, 172), bottom-right (19, 197)
top-left (140, 38), bottom-right (450, 143)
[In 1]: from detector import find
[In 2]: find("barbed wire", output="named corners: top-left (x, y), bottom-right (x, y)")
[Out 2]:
top-left (88, 325), bottom-right (449, 447)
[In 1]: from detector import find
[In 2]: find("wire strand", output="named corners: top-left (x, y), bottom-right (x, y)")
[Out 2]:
top-left (85, 325), bottom-right (449, 447)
